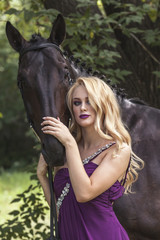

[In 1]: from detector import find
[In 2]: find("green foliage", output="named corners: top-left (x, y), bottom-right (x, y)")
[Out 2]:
top-left (0, 168), bottom-right (33, 225)
top-left (153, 71), bottom-right (160, 79)
top-left (143, 28), bottom-right (160, 46)
top-left (0, 181), bottom-right (50, 239)
top-left (59, 0), bottom-right (159, 83)
top-left (64, 10), bottom-right (123, 82)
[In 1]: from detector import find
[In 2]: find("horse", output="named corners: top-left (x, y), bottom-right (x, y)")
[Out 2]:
top-left (6, 14), bottom-right (160, 240)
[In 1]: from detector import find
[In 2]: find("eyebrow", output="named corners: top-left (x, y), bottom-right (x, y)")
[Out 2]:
top-left (73, 97), bottom-right (88, 100)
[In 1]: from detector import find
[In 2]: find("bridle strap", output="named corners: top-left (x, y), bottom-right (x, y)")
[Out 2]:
top-left (19, 43), bottom-right (64, 60)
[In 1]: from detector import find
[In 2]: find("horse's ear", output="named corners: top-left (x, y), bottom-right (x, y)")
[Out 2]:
top-left (49, 14), bottom-right (66, 45)
top-left (6, 21), bottom-right (27, 52)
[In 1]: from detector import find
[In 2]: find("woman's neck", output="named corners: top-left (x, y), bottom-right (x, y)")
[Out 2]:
top-left (80, 126), bottom-right (108, 150)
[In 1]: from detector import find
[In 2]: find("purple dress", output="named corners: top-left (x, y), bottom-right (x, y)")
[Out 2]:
top-left (54, 144), bottom-right (130, 240)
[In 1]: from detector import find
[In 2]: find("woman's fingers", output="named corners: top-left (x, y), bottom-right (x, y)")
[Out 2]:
top-left (41, 117), bottom-right (61, 136)
top-left (42, 126), bottom-right (59, 132)
top-left (40, 116), bottom-right (71, 146)
top-left (41, 117), bottom-right (61, 128)
top-left (41, 120), bottom-right (58, 126)
top-left (42, 116), bottom-right (60, 123)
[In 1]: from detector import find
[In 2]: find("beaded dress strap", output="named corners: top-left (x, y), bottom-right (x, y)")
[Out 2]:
top-left (56, 142), bottom-right (116, 212)
top-left (83, 142), bottom-right (116, 165)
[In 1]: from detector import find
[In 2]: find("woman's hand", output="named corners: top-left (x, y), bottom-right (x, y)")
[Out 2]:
top-left (37, 153), bottom-right (48, 178)
top-left (41, 116), bottom-right (74, 147)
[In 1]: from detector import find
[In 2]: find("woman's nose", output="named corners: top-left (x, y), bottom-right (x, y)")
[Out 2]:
top-left (81, 102), bottom-right (87, 111)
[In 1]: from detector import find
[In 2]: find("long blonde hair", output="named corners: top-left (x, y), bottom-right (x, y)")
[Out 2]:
top-left (66, 76), bottom-right (144, 193)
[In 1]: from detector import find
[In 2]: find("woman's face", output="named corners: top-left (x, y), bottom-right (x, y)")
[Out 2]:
top-left (72, 85), bottom-right (96, 128)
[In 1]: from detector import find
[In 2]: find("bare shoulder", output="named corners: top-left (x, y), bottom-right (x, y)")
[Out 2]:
top-left (101, 142), bottom-right (131, 170)
top-left (119, 143), bottom-right (131, 155)
top-left (113, 143), bottom-right (131, 166)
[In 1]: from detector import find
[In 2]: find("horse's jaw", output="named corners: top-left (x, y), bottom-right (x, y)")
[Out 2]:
top-left (41, 135), bottom-right (65, 167)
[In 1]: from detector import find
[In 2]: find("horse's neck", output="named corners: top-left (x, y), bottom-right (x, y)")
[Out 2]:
top-left (121, 99), bottom-right (136, 124)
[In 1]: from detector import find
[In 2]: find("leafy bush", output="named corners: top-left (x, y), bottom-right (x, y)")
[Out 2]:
top-left (0, 181), bottom-right (50, 239)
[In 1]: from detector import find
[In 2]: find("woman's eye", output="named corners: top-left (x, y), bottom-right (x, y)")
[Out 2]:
top-left (86, 99), bottom-right (90, 105)
top-left (73, 101), bottom-right (81, 106)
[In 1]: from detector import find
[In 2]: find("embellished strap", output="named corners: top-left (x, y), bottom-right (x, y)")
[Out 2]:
top-left (56, 142), bottom-right (116, 212)
top-left (83, 142), bottom-right (116, 165)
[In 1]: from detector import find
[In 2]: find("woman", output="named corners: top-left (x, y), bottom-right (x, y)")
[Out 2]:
top-left (37, 76), bottom-right (144, 240)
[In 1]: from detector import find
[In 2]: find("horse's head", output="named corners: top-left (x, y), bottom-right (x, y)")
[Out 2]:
top-left (6, 14), bottom-right (74, 167)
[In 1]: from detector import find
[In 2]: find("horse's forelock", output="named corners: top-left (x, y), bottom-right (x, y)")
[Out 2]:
top-left (29, 33), bottom-right (44, 43)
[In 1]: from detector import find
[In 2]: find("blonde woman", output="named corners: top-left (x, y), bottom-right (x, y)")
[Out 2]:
top-left (37, 77), bottom-right (144, 240)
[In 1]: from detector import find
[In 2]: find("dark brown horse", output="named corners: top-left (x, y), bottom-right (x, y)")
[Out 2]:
top-left (6, 14), bottom-right (160, 240)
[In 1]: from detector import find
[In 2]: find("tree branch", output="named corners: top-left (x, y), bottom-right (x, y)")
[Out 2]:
top-left (130, 33), bottom-right (160, 65)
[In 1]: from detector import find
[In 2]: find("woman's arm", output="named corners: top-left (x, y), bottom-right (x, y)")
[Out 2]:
top-left (37, 154), bottom-right (51, 206)
top-left (66, 141), bottom-right (130, 202)
top-left (41, 117), bottom-right (131, 203)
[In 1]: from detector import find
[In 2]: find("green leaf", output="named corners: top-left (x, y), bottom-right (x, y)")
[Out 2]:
top-left (4, 8), bottom-right (21, 15)
top-left (24, 9), bottom-right (35, 22)
top-left (10, 197), bottom-right (21, 204)
top-left (35, 223), bottom-right (43, 229)
top-left (41, 215), bottom-right (45, 221)
top-left (25, 219), bottom-right (31, 228)
top-left (153, 71), bottom-right (160, 78)
top-left (23, 184), bottom-right (33, 194)
top-left (30, 229), bottom-right (34, 235)
top-left (9, 210), bottom-right (20, 216)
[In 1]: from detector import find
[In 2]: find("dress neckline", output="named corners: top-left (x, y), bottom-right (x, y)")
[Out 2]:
top-left (55, 161), bottom-right (124, 189)
top-left (55, 142), bottom-right (116, 177)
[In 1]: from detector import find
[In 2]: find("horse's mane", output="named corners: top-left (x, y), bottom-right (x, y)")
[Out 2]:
top-left (65, 52), bottom-right (127, 100)
top-left (129, 98), bottom-right (147, 105)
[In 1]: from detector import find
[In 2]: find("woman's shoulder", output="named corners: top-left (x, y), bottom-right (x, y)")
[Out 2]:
top-left (102, 142), bottom-right (131, 166)
top-left (119, 143), bottom-right (131, 155)
top-left (106, 141), bottom-right (131, 155)
top-left (114, 143), bottom-right (131, 165)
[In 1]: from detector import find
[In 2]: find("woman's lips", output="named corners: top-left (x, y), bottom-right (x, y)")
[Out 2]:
top-left (79, 114), bottom-right (90, 119)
